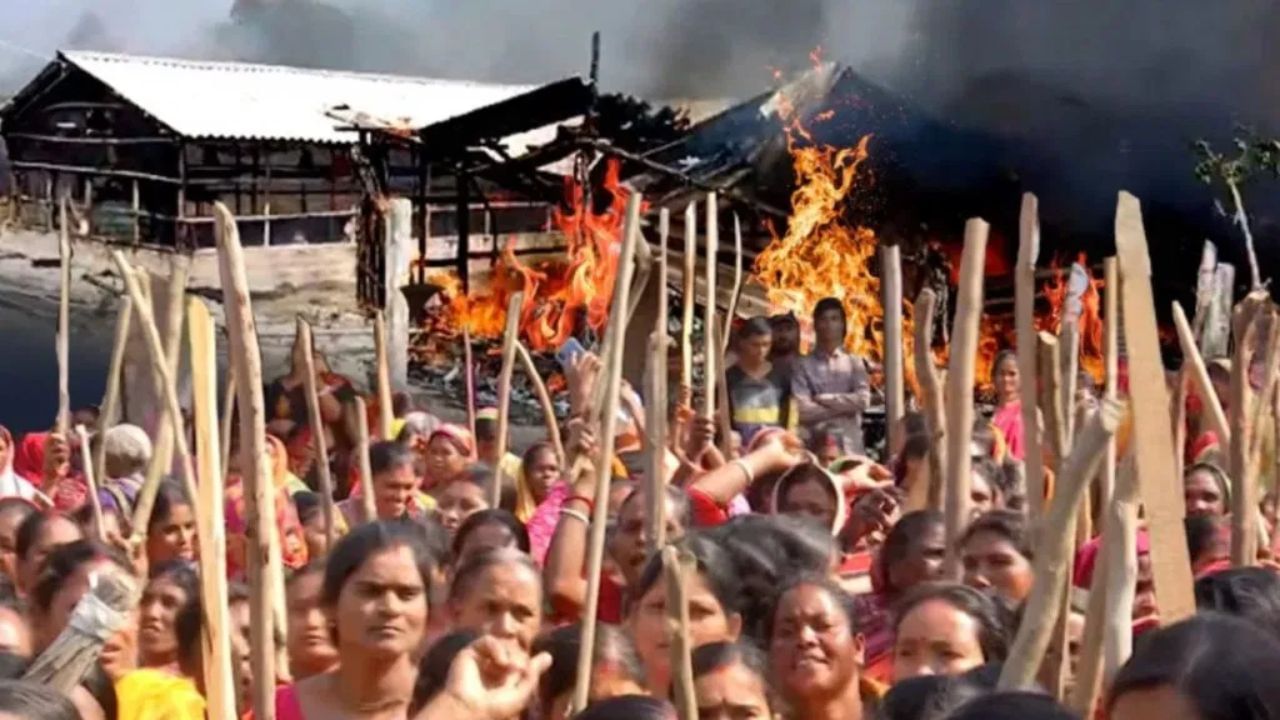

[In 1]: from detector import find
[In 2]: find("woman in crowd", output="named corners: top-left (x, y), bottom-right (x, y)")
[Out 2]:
top-left (14, 511), bottom-right (83, 595)
top-left (25, 541), bottom-right (134, 669)
top-left (276, 520), bottom-right (433, 720)
top-left (891, 583), bottom-right (1010, 682)
top-left (0, 427), bottom-right (39, 501)
top-left (959, 510), bottom-right (1035, 606)
top-left (514, 442), bottom-right (560, 523)
top-left (771, 463), bottom-right (847, 535)
top-left (145, 479), bottom-right (199, 568)
top-left (452, 509), bottom-right (530, 564)
top-left (0, 498), bottom-right (36, 582)
top-left (339, 441), bottom-right (435, 526)
top-left (1183, 462), bottom-right (1230, 518)
top-left (628, 533), bottom-right (744, 697)
top-left (447, 548), bottom-right (542, 652)
top-left (137, 561), bottom-right (200, 673)
top-left (968, 458), bottom-right (1005, 518)
top-left (989, 350), bottom-right (1024, 461)
top-left (533, 623), bottom-right (648, 720)
top-left (858, 510), bottom-right (947, 683)
top-left (768, 576), bottom-right (879, 720)
top-left (422, 425), bottom-right (476, 492)
top-left (1108, 614), bottom-right (1280, 720)
top-left (286, 562), bottom-right (339, 680)
top-left (692, 641), bottom-right (780, 720)
top-left (435, 469), bottom-right (492, 539)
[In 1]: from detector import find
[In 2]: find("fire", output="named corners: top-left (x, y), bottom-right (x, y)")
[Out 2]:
top-left (422, 158), bottom-right (634, 353)
top-left (1035, 254), bottom-right (1106, 385)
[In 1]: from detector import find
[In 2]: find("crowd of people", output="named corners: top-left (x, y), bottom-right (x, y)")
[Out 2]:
top-left (0, 292), bottom-right (1278, 720)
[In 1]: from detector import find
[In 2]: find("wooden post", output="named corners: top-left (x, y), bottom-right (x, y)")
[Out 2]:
top-left (882, 244), bottom-right (905, 453)
top-left (373, 310), bottom-right (395, 440)
top-left (998, 400), bottom-right (1122, 691)
top-left (644, 210), bottom-right (671, 554)
top-left (1038, 333), bottom-right (1068, 469)
top-left (663, 546), bottom-right (697, 720)
top-left (188, 297), bottom-right (236, 720)
top-left (57, 197), bottom-right (71, 437)
top-left (1244, 309), bottom-right (1280, 563)
top-left (702, 193), bottom-right (718, 421)
top-left (353, 397), bottom-right (376, 522)
top-left (462, 326), bottom-right (477, 439)
top-left (74, 425), bottom-right (103, 541)
top-left (1100, 258), bottom-right (1120, 512)
top-left (92, 297), bottom-right (133, 487)
top-left (210, 203), bottom-right (277, 720)
top-left (571, 194), bottom-right (642, 715)
top-left (516, 342), bottom-right (565, 463)
top-left (1229, 293), bottom-right (1270, 566)
top-left (220, 365), bottom-right (237, 479)
top-left (1172, 302), bottom-right (1231, 455)
top-left (1114, 191), bottom-right (1195, 622)
top-left (1018, 194), bottom-right (1045, 520)
top-left (144, 258), bottom-right (190, 501)
top-left (681, 202), bottom-right (696, 398)
top-left (913, 289), bottom-right (947, 513)
top-left (491, 293), bottom-right (525, 507)
top-left (298, 319), bottom-right (337, 551)
top-left (942, 219), bottom-right (988, 577)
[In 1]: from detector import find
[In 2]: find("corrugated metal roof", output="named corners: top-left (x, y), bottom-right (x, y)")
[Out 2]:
top-left (60, 51), bottom-right (550, 144)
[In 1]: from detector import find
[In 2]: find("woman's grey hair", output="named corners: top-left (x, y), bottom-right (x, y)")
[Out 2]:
top-left (103, 424), bottom-right (152, 478)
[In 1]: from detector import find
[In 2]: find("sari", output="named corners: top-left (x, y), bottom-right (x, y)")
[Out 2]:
top-left (13, 432), bottom-right (83, 510)
top-left (991, 400), bottom-right (1024, 461)
top-left (115, 669), bottom-right (205, 720)
top-left (225, 442), bottom-right (310, 579)
top-left (0, 426), bottom-right (39, 501)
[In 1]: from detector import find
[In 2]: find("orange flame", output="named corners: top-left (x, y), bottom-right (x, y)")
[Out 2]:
top-left (423, 159), bottom-right (635, 353)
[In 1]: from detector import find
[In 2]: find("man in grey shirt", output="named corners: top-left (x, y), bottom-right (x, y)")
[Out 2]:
top-left (791, 297), bottom-right (871, 454)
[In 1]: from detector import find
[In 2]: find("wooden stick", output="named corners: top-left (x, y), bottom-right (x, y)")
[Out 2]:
top-left (491, 292), bottom-right (525, 508)
top-left (998, 399), bottom-right (1122, 691)
top-left (74, 425), bottom-right (103, 542)
top-left (516, 341), bottom-right (565, 464)
top-left (941, 219), bottom-right (988, 577)
top-left (110, 255), bottom-right (197, 542)
top-left (1018, 194), bottom-right (1046, 521)
top-left (1103, 458), bottom-right (1140, 679)
top-left (913, 288), bottom-right (947, 513)
top-left (681, 202), bottom-right (696, 397)
top-left (92, 297), bottom-right (132, 487)
top-left (702, 192), bottom-right (718, 420)
top-left (220, 364), bottom-right (237, 477)
top-left (721, 213), bottom-right (744, 354)
top-left (1243, 309), bottom-right (1280, 564)
top-left (462, 326), bottom-right (477, 439)
top-left (1038, 333), bottom-right (1068, 469)
top-left (144, 258), bottom-right (190, 506)
top-left (1172, 302), bottom-right (1231, 456)
top-left (187, 297), bottom-right (236, 720)
top-left (882, 244), bottom-right (905, 453)
top-left (373, 310), bottom-right (395, 440)
top-left (624, 240), bottom-right (654, 331)
top-left (713, 321), bottom-right (733, 460)
top-left (1229, 293), bottom-right (1268, 565)
top-left (1060, 263), bottom-right (1089, 444)
top-left (663, 546), bottom-right (697, 720)
top-left (571, 193), bottom-right (642, 715)
top-left (645, 210), bottom-right (671, 554)
top-left (57, 197), bottom-right (71, 437)
top-left (1114, 191), bottom-right (1195, 623)
top-left (1100, 258), bottom-right (1120, 513)
top-left (298, 319), bottom-right (336, 551)
top-left (353, 397), bottom-right (376, 522)
top-left (210, 203), bottom-right (277, 720)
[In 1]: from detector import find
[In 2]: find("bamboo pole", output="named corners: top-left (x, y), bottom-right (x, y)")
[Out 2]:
top-left (713, 322), bottom-right (733, 460)
top-left (210, 203), bottom-right (276, 720)
top-left (144, 258), bottom-right (190, 504)
top-left (681, 202), bottom-right (696, 397)
top-left (74, 425), bottom-right (103, 541)
top-left (1230, 295), bottom-right (1270, 566)
top-left (1018, 194), bottom-right (1046, 520)
top-left (1038, 333), bottom-right (1068, 469)
top-left (645, 209), bottom-right (671, 554)
top-left (491, 293), bottom-right (525, 508)
top-left (1114, 191), bottom-right (1195, 622)
top-left (1172, 302), bottom-right (1231, 456)
top-left (571, 194), bottom-right (642, 715)
top-left (882, 244), bottom-right (905, 453)
top-left (353, 397), bottom-right (376, 522)
top-left (297, 319), bottom-right (336, 551)
top-left (1243, 310), bottom-right (1280, 562)
top-left (92, 297), bottom-right (133, 487)
top-left (462, 326), bottom-right (477, 439)
top-left (721, 213), bottom-right (743, 354)
top-left (913, 288), bottom-right (947, 513)
top-left (110, 256), bottom-right (197, 542)
top-left (516, 342), bottom-right (565, 463)
top-left (1060, 263), bottom-right (1088, 444)
top-left (187, 297), bottom-right (236, 720)
top-left (998, 400), bottom-right (1122, 690)
top-left (663, 546), bottom-right (697, 720)
top-left (941, 219), bottom-right (988, 577)
top-left (373, 310), bottom-right (395, 440)
top-left (702, 193), bottom-right (718, 421)
top-left (56, 197), bottom-right (71, 437)
top-left (1100, 258), bottom-right (1119, 512)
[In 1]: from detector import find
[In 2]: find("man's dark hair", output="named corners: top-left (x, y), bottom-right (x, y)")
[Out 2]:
top-left (0, 680), bottom-right (80, 720)
top-left (369, 441), bottom-right (415, 476)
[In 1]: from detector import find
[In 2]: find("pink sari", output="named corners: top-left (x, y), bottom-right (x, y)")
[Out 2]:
top-left (992, 401), bottom-right (1025, 461)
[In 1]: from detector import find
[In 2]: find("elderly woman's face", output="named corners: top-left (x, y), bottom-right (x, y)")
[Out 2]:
top-left (1184, 469), bottom-right (1226, 517)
